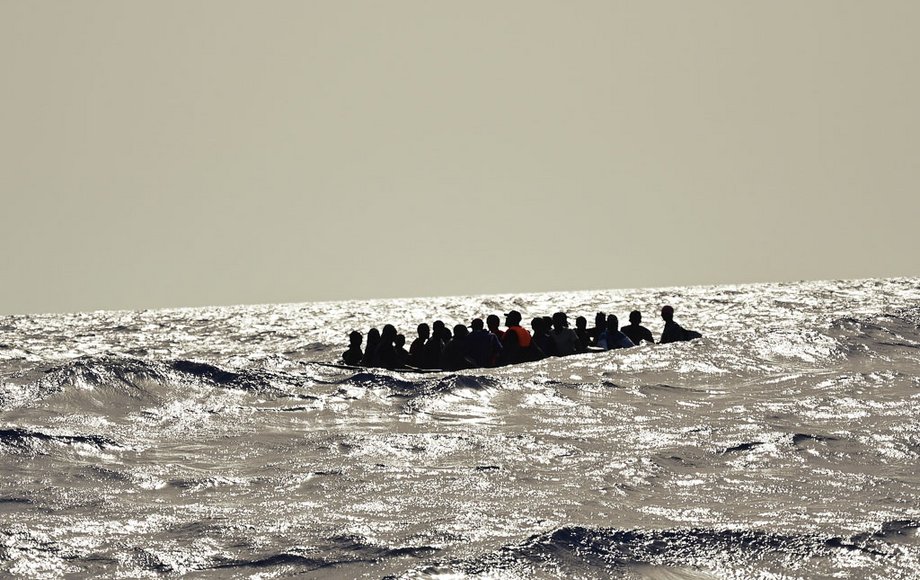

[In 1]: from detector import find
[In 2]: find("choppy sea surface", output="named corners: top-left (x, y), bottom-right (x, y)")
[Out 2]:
top-left (1, 278), bottom-right (919, 579)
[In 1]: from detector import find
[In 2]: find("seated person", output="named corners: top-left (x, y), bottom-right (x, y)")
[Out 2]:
top-left (467, 318), bottom-right (503, 367)
top-left (394, 334), bottom-right (410, 368)
top-left (659, 306), bottom-right (703, 344)
top-left (501, 310), bottom-right (542, 364)
top-left (574, 316), bottom-right (590, 352)
top-left (621, 310), bottom-right (655, 345)
top-left (597, 315), bottom-right (634, 349)
top-left (442, 324), bottom-right (476, 371)
top-left (550, 312), bottom-right (580, 356)
top-left (342, 331), bottom-right (363, 365)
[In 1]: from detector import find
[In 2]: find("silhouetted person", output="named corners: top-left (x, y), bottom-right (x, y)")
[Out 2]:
top-left (467, 318), bottom-right (503, 367)
top-left (574, 316), bottom-right (590, 352)
top-left (532, 317), bottom-right (555, 358)
top-left (361, 328), bottom-right (380, 366)
top-left (442, 324), bottom-right (476, 371)
top-left (409, 323), bottom-right (429, 367)
top-left (342, 330), bottom-right (363, 366)
top-left (501, 310), bottom-right (538, 364)
top-left (621, 310), bottom-right (655, 346)
top-left (487, 314), bottom-right (505, 341)
top-left (588, 312), bottom-right (607, 346)
top-left (373, 324), bottom-right (399, 369)
top-left (550, 312), bottom-right (580, 356)
top-left (598, 315), bottom-right (634, 349)
top-left (394, 333), bottom-right (410, 368)
top-left (659, 305), bottom-right (702, 344)
top-left (420, 320), bottom-right (446, 369)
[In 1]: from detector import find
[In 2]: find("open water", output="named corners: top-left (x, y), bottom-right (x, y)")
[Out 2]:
top-left (1, 278), bottom-right (919, 579)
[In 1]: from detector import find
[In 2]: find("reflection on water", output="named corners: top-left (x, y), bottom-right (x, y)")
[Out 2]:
top-left (1, 278), bottom-right (919, 578)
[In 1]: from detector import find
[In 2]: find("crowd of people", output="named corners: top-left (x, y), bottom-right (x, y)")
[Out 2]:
top-left (341, 305), bottom-right (702, 371)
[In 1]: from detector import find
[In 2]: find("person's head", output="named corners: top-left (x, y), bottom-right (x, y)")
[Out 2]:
top-left (395, 334), bottom-right (406, 348)
top-left (453, 324), bottom-right (469, 339)
top-left (542, 316), bottom-right (553, 332)
top-left (552, 312), bottom-right (568, 330)
top-left (505, 310), bottom-right (522, 327)
top-left (594, 312), bottom-right (606, 328)
top-left (471, 318), bottom-right (484, 331)
top-left (417, 323), bottom-right (430, 339)
top-left (486, 314), bottom-right (501, 331)
top-left (661, 305), bottom-right (674, 322)
top-left (381, 324), bottom-right (397, 341)
top-left (629, 310), bottom-right (642, 325)
top-left (607, 314), bottom-right (619, 331)
top-left (575, 316), bottom-right (587, 330)
top-left (531, 317), bottom-right (544, 333)
top-left (348, 330), bottom-right (363, 346)
top-left (367, 327), bottom-right (381, 344)
top-left (432, 320), bottom-right (445, 336)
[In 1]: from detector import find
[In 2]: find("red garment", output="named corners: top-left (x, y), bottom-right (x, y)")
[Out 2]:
top-left (505, 325), bottom-right (532, 348)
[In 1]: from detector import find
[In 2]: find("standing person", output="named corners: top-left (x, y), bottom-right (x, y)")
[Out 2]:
top-left (659, 306), bottom-right (703, 344)
top-left (598, 315), bottom-right (634, 350)
top-left (360, 328), bottom-right (380, 366)
top-left (621, 310), bottom-right (655, 345)
top-left (467, 318), bottom-right (503, 368)
top-left (342, 331), bottom-right (363, 366)
top-left (501, 310), bottom-right (537, 365)
top-left (550, 312), bottom-right (580, 356)
top-left (409, 323), bottom-right (429, 367)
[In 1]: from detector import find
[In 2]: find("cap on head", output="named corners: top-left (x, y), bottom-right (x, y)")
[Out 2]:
top-left (505, 310), bottom-right (522, 325)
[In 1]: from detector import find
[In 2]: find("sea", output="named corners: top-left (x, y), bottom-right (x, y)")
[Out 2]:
top-left (1, 277), bottom-right (919, 579)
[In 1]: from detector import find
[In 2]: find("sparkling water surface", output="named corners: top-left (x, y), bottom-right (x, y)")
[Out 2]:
top-left (1, 278), bottom-right (919, 578)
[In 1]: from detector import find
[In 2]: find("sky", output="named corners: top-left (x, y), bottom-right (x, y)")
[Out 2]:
top-left (2, 1), bottom-right (918, 315)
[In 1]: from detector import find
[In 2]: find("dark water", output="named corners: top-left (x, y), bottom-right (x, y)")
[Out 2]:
top-left (1, 278), bottom-right (919, 578)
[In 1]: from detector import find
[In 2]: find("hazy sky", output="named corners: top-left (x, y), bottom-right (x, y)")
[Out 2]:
top-left (2, 1), bottom-right (918, 315)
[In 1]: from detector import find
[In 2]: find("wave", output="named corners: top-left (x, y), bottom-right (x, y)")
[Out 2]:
top-left (0, 356), bottom-right (324, 417)
top-left (34, 356), bottom-right (307, 396)
top-left (436, 523), bottom-right (914, 576)
top-left (201, 535), bottom-right (440, 575)
top-left (330, 368), bottom-right (500, 399)
top-left (0, 426), bottom-right (120, 454)
top-left (828, 311), bottom-right (920, 354)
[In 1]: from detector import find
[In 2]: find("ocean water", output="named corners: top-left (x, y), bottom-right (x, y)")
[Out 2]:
top-left (1, 278), bottom-right (919, 579)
